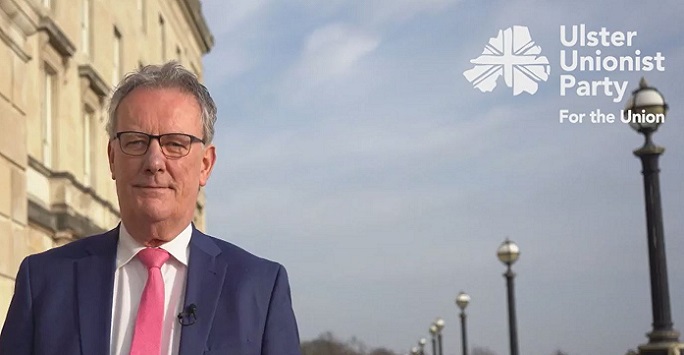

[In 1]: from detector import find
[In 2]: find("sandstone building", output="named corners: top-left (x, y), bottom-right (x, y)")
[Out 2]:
top-left (0, 0), bottom-right (213, 326)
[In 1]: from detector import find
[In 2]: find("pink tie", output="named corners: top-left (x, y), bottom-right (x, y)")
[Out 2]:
top-left (130, 248), bottom-right (170, 355)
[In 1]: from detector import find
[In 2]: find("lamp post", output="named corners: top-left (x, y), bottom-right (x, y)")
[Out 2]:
top-left (418, 338), bottom-right (427, 355)
top-left (624, 78), bottom-right (683, 355)
top-left (498, 238), bottom-right (520, 355)
top-left (429, 324), bottom-right (438, 355)
top-left (411, 346), bottom-right (420, 355)
top-left (433, 318), bottom-right (445, 355)
top-left (456, 291), bottom-right (471, 355)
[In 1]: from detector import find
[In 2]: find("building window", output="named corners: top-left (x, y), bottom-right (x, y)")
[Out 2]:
top-left (42, 66), bottom-right (55, 168)
top-left (113, 27), bottom-right (122, 86)
top-left (159, 15), bottom-right (166, 61)
top-left (137, 0), bottom-right (146, 33)
top-left (81, 0), bottom-right (91, 56)
top-left (83, 110), bottom-right (92, 186)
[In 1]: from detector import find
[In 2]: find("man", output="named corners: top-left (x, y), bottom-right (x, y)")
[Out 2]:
top-left (0, 62), bottom-right (301, 355)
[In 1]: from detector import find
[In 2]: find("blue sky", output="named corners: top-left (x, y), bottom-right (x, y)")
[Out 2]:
top-left (201, 1), bottom-right (684, 354)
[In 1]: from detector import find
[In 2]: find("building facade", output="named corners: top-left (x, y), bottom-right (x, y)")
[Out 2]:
top-left (0, 0), bottom-right (213, 326)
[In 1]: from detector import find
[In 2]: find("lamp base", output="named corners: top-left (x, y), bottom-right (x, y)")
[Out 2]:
top-left (649, 329), bottom-right (681, 343)
top-left (638, 341), bottom-right (684, 355)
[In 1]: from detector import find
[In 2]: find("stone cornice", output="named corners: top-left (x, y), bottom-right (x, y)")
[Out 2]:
top-left (38, 15), bottom-right (75, 58)
top-left (28, 156), bottom-right (120, 219)
top-left (178, 0), bottom-right (214, 54)
top-left (0, 0), bottom-right (39, 36)
top-left (28, 199), bottom-right (107, 239)
top-left (0, 0), bottom-right (39, 61)
top-left (78, 64), bottom-right (109, 97)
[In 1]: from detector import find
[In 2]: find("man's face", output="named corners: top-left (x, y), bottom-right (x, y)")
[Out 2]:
top-left (108, 87), bottom-right (215, 239)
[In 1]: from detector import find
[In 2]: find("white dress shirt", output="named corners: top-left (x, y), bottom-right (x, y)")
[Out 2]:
top-left (110, 223), bottom-right (191, 355)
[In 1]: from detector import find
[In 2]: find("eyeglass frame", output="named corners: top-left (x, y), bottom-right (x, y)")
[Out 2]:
top-left (113, 130), bottom-right (206, 158)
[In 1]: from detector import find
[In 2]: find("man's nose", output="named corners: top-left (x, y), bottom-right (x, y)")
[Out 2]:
top-left (142, 138), bottom-right (166, 173)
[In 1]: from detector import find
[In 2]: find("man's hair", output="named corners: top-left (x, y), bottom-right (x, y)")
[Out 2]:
top-left (106, 61), bottom-right (217, 143)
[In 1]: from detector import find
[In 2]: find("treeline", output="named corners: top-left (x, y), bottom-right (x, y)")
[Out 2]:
top-left (301, 332), bottom-right (398, 355)
top-left (299, 332), bottom-right (503, 355)
top-left (300, 333), bottom-right (582, 355)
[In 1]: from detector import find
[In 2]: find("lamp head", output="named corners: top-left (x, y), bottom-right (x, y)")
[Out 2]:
top-left (456, 291), bottom-right (471, 310)
top-left (434, 317), bottom-right (445, 331)
top-left (623, 77), bottom-right (668, 134)
top-left (497, 238), bottom-right (520, 266)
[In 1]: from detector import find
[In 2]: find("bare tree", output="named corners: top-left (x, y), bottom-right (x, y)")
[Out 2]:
top-left (349, 336), bottom-right (368, 354)
top-left (300, 332), bottom-right (399, 355)
top-left (369, 348), bottom-right (397, 355)
top-left (471, 346), bottom-right (498, 355)
top-left (301, 332), bottom-right (355, 355)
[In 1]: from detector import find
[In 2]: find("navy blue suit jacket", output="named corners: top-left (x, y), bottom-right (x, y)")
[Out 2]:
top-left (0, 227), bottom-right (301, 355)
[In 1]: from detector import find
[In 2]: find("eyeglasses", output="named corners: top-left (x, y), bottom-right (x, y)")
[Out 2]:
top-left (114, 131), bottom-right (205, 158)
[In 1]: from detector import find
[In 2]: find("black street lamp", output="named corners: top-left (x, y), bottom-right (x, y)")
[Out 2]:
top-left (432, 318), bottom-right (445, 355)
top-left (498, 239), bottom-right (520, 355)
top-left (625, 78), bottom-right (683, 355)
top-left (456, 291), bottom-right (471, 355)
top-left (418, 338), bottom-right (427, 355)
top-left (429, 324), bottom-right (438, 355)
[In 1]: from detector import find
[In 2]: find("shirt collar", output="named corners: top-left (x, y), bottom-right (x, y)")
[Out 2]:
top-left (116, 223), bottom-right (192, 269)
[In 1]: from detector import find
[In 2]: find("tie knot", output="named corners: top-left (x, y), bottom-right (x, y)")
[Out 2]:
top-left (137, 248), bottom-right (169, 269)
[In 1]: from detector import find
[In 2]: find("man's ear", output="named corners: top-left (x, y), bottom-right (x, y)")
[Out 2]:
top-left (108, 141), bottom-right (116, 180)
top-left (199, 144), bottom-right (216, 187)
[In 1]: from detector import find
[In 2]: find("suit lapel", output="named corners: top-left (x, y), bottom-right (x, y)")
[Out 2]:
top-left (179, 228), bottom-right (228, 355)
top-left (75, 229), bottom-right (118, 355)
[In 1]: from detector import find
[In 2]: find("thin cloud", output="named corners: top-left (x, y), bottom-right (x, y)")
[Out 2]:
top-left (359, 0), bottom-right (460, 26)
top-left (201, 0), bottom-right (268, 82)
top-left (202, 0), bottom-right (266, 36)
top-left (280, 23), bottom-right (380, 102)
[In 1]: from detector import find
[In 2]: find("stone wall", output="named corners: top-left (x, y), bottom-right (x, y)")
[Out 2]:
top-left (0, 0), bottom-right (213, 327)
